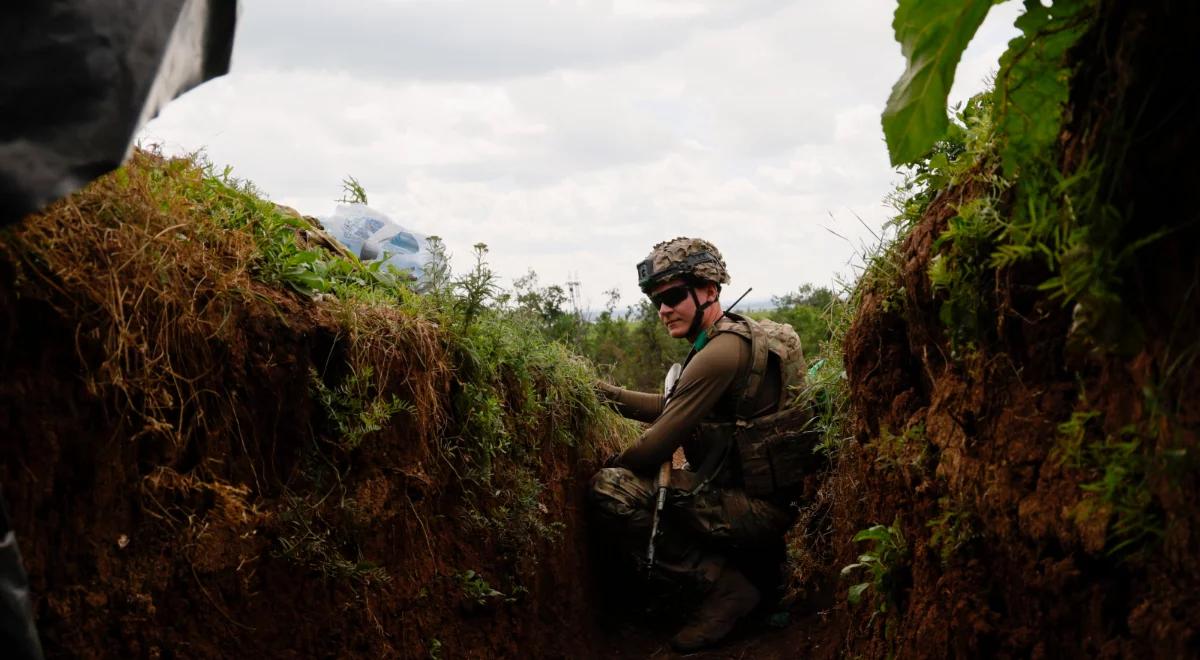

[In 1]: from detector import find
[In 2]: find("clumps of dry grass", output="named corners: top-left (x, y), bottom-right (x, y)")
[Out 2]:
top-left (782, 444), bottom-right (871, 609)
top-left (4, 148), bottom-right (450, 450)
top-left (142, 465), bottom-right (262, 526)
top-left (321, 297), bottom-right (450, 448)
top-left (5, 150), bottom-right (258, 444)
top-left (142, 466), bottom-right (269, 573)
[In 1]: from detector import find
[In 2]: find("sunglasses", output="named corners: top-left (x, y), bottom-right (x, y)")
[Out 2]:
top-left (649, 285), bottom-right (691, 309)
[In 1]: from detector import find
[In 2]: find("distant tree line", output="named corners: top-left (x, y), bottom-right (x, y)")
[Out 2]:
top-left (503, 272), bottom-right (837, 391)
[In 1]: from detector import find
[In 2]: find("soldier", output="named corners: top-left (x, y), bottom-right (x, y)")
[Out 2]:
top-left (590, 237), bottom-right (805, 652)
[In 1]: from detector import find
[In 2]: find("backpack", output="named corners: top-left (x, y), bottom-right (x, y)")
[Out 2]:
top-left (701, 313), bottom-right (824, 498)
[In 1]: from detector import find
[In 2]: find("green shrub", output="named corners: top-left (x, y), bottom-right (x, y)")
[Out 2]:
top-left (841, 518), bottom-right (909, 614)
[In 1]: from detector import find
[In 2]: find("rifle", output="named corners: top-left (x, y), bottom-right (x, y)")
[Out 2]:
top-left (646, 362), bottom-right (681, 577)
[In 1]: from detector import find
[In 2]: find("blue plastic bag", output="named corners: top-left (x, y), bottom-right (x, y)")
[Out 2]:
top-left (319, 204), bottom-right (432, 280)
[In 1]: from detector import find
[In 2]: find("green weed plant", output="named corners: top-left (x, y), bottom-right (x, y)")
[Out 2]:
top-left (456, 569), bottom-right (505, 606)
top-left (182, 161), bottom-right (408, 297)
top-left (1061, 420), bottom-right (1162, 557)
top-left (1053, 405), bottom-right (1163, 557)
top-left (927, 497), bottom-right (979, 565)
top-left (873, 422), bottom-right (930, 473)
top-left (841, 518), bottom-right (909, 616)
top-left (276, 491), bottom-right (392, 586)
top-left (310, 365), bottom-right (414, 452)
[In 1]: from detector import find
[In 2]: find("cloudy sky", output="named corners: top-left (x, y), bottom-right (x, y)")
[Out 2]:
top-left (141, 0), bottom-right (1021, 309)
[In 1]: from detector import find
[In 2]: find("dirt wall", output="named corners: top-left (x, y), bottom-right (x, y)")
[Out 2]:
top-left (799, 1), bottom-right (1200, 656)
top-left (0, 157), bottom-right (618, 658)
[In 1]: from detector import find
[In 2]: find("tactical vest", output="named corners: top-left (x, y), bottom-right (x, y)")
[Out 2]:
top-left (689, 313), bottom-right (823, 498)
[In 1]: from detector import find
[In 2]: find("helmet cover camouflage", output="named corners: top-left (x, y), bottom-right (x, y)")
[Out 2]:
top-left (636, 237), bottom-right (730, 293)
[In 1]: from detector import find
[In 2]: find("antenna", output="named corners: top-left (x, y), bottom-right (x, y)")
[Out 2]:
top-left (723, 287), bottom-right (752, 315)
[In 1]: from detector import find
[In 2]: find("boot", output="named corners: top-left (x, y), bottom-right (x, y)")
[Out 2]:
top-left (669, 565), bottom-right (760, 652)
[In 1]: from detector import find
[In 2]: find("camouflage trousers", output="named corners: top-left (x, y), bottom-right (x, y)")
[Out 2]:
top-left (588, 466), bottom-right (793, 590)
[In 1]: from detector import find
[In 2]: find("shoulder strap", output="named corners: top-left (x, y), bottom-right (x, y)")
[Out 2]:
top-left (736, 317), bottom-right (770, 420)
top-left (705, 312), bottom-right (783, 420)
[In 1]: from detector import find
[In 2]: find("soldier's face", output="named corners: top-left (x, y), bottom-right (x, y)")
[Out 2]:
top-left (651, 279), bottom-right (714, 338)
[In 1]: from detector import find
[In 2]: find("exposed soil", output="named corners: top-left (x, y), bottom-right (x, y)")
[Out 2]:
top-left (3, 1), bottom-right (1199, 658)
top-left (0, 164), bottom-right (618, 657)
top-left (783, 1), bottom-right (1200, 657)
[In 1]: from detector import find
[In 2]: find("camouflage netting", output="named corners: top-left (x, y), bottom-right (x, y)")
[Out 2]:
top-left (638, 237), bottom-right (730, 292)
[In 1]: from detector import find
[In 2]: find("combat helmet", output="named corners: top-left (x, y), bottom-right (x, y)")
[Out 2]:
top-left (636, 237), bottom-right (730, 294)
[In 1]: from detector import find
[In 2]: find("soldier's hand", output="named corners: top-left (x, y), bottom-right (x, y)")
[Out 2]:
top-left (594, 380), bottom-right (619, 402)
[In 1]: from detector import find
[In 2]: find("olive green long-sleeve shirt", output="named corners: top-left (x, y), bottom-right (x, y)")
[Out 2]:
top-left (597, 331), bottom-right (780, 474)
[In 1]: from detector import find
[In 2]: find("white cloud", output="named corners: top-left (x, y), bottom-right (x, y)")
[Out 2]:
top-left (232, 0), bottom-right (790, 81)
top-left (949, 1), bottom-right (1024, 108)
top-left (142, 0), bottom-right (1020, 307)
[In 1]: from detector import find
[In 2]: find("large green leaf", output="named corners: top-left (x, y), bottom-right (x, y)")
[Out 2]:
top-left (882, 0), bottom-right (996, 166)
top-left (994, 0), bottom-right (1093, 175)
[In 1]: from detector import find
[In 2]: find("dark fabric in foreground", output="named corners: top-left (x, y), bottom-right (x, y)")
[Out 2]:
top-left (0, 494), bottom-right (41, 660)
top-left (0, 0), bottom-right (237, 224)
